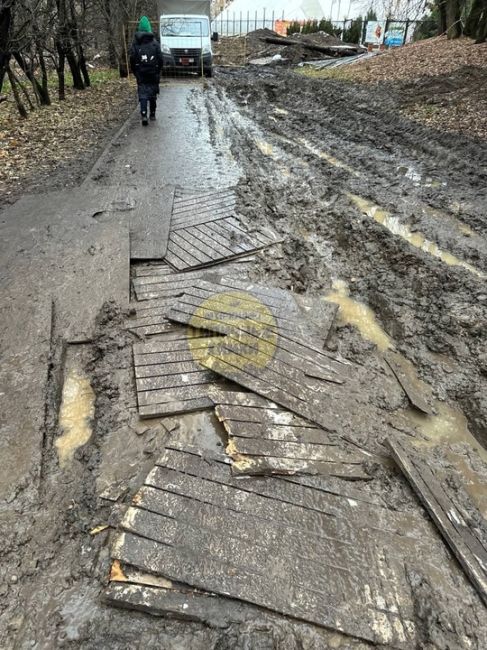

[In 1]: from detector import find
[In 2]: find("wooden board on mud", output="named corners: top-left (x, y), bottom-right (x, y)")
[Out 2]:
top-left (214, 391), bottom-right (370, 479)
top-left (388, 437), bottom-right (487, 607)
top-left (109, 444), bottom-right (416, 647)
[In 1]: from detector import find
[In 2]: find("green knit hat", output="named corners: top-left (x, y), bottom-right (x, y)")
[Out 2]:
top-left (138, 16), bottom-right (152, 33)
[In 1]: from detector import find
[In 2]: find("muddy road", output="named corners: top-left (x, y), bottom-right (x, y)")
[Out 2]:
top-left (1, 71), bottom-right (486, 649)
top-left (215, 67), bottom-right (487, 445)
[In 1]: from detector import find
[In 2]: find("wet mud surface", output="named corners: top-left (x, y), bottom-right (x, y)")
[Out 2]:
top-left (1, 72), bottom-right (487, 648)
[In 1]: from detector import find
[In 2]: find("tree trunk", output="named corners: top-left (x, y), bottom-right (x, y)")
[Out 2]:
top-left (12, 51), bottom-right (50, 106)
top-left (65, 49), bottom-right (84, 89)
top-left (78, 44), bottom-right (91, 87)
top-left (119, 25), bottom-right (129, 78)
top-left (0, 2), bottom-right (13, 94)
top-left (38, 47), bottom-right (51, 105)
top-left (465, 0), bottom-right (487, 41)
top-left (104, 1), bottom-right (119, 68)
top-left (437, 0), bottom-right (448, 33)
top-left (476, 10), bottom-right (487, 41)
top-left (446, 0), bottom-right (463, 38)
top-left (6, 63), bottom-right (28, 118)
top-left (56, 41), bottom-right (66, 100)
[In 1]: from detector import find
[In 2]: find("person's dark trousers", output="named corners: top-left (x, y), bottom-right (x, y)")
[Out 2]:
top-left (138, 82), bottom-right (159, 117)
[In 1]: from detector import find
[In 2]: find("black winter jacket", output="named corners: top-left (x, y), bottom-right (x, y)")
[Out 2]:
top-left (129, 32), bottom-right (164, 83)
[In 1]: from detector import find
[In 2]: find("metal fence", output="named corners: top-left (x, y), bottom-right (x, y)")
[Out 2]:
top-left (211, 13), bottom-right (424, 45)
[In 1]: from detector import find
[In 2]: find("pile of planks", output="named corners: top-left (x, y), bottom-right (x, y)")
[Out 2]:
top-left (105, 183), bottom-right (487, 645)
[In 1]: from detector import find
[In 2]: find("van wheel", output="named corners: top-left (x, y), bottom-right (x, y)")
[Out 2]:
top-left (204, 67), bottom-right (213, 78)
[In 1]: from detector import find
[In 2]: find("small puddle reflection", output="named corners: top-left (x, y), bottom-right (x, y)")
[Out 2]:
top-left (299, 138), bottom-right (359, 176)
top-left (349, 194), bottom-right (485, 279)
top-left (56, 369), bottom-right (95, 467)
top-left (396, 164), bottom-right (446, 189)
top-left (168, 410), bottom-right (227, 454)
top-left (324, 280), bottom-right (393, 352)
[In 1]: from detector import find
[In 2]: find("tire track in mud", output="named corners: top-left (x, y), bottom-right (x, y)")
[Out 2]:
top-left (219, 69), bottom-right (487, 236)
top-left (210, 74), bottom-right (487, 448)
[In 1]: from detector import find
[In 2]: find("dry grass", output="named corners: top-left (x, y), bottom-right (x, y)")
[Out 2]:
top-left (298, 37), bottom-right (487, 140)
top-left (0, 70), bottom-right (135, 198)
top-left (344, 36), bottom-right (487, 82)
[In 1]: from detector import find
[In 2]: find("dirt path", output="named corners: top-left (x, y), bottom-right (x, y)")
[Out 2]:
top-left (1, 72), bottom-right (486, 649)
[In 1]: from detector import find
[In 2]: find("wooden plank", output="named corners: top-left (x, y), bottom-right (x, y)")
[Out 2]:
top-left (174, 229), bottom-right (226, 262)
top-left (164, 220), bottom-right (282, 272)
top-left (385, 351), bottom-right (434, 415)
top-left (172, 195), bottom-right (236, 218)
top-left (188, 224), bottom-right (242, 257)
top-left (130, 185), bottom-right (175, 261)
top-left (171, 204), bottom-right (238, 229)
top-left (133, 331), bottom-right (216, 352)
top-left (136, 370), bottom-right (215, 392)
top-left (104, 582), bottom-right (259, 627)
top-left (168, 233), bottom-right (212, 265)
top-left (139, 396), bottom-right (214, 418)
top-left (109, 447), bottom-right (415, 647)
top-left (388, 437), bottom-right (487, 607)
top-left (203, 221), bottom-right (251, 254)
top-left (206, 220), bottom-right (258, 253)
top-left (226, 437), bottom-right (366, 464)
top-left (216, 397), bottom-right (369, 479)
top-left (134, 270), bottom-right (206, 289)
top-left (230, 456), bottom-right (371, 480)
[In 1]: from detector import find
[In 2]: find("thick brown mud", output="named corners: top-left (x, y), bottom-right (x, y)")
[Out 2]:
top-left (214, 67), bottom-right (487, 450)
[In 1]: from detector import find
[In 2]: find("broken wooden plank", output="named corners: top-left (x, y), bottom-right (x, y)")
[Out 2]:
top-left (109, 445), bottom-right (415, 647)
top-left (385, 351), bottom-right (434, 415)
top-left (199, 329), bottom-right (400, 455)
top-left (104, 581), bottom-right (260, 627)
top-left (214, 394), bottom-right (369, 479)
top-left (388, 437), bottom-right (487, 607)
top-left (130, 185), bottom-right (175, 260)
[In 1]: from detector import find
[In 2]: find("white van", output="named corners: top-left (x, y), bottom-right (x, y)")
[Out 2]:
top-left (159, 14), bottom-right (216, 77)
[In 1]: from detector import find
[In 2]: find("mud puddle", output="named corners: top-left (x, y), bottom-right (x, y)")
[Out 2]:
top-left (325, 278), bottom-right (487, 514)
top-left (55, 351), bottom-right (95, 468)
top-left (325, 280), bottom-right (393, 352)
top-left (401, 404), bottom-right (487, 517)
top-left (349, 194), bottom-right (485, 279)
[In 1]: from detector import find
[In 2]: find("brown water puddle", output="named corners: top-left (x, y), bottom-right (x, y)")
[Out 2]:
top-left (349, 194), bottom-right (485, 279)
top-left (55, 369), bottom-right (95, 468)
top-left (324, 280), bottom-right (393, 352)
top-left (402, 403), bottom-right (487, 517)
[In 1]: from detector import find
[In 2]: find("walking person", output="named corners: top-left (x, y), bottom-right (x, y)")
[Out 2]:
top-left (130, 16), bottom-right (163, 126)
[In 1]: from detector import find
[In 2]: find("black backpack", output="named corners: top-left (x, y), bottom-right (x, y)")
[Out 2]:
top-left (135, 41), bottom-right (160, 83)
